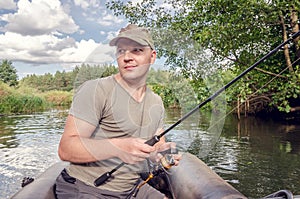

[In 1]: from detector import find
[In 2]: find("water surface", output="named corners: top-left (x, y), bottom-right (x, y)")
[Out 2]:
top-left (0, 109), bottom-right (299, 198)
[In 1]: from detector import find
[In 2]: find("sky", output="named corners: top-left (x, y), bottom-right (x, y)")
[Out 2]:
top-left (0, 0), bottom-right (134, 79)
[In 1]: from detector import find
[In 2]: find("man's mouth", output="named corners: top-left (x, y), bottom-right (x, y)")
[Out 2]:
top-left (124, 65), bottom-right (136, 69)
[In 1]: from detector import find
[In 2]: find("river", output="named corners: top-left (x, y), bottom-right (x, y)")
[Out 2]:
top-left (0, 109), bottom-right (299, 198)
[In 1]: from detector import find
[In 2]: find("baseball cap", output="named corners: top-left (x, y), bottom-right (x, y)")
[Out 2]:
top-left (109, 24), bottom-right (155, 49)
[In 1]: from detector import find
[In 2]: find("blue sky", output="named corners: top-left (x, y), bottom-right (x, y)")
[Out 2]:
top-left (0, 0), bottom-right (132, 79)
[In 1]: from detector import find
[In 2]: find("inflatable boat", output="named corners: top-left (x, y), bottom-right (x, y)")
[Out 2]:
top-left (10, 153), bottom-right (298, 199)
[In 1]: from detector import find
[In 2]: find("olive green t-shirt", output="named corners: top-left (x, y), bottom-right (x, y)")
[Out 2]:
top-left (66, 75), bottom-right (165, 192)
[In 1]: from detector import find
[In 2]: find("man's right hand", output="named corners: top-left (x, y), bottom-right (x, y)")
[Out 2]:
top-left (110, 137), bottom-right (156, 164)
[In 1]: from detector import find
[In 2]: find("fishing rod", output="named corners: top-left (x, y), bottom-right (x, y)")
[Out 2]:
top-left (94, 30), bottom-right (300, 187)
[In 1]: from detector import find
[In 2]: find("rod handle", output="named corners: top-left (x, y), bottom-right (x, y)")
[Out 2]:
top-left (94, 172), bottom-right (111, 187)
top-left (145, 135), bottom-right (160, 146)
top-left (93, 135), bottom-right (160, 186)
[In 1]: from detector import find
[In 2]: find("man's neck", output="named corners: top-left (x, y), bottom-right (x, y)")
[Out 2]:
top-left (114, 74), bottom-right (147, 102)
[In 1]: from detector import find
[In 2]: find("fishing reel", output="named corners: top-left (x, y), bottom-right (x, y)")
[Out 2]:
top-left (141, 153), bottom-right (176, 182)
top-left (152, 154), bottom-right (176, 173)
top-left (133, 154), bottom-right (176, 197)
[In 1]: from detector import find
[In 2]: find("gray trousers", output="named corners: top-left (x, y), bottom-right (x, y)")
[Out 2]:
top-left (55, 169), bottom-right (165, 199)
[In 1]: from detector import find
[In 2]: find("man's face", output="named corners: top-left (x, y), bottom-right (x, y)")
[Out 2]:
top-left (116, 38), bottom-right (156, 83)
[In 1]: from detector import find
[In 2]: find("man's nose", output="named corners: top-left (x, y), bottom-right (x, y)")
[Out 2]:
top-left (123, 50), bottom-right (134, 61)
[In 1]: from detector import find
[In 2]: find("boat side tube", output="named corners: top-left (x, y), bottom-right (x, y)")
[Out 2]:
top-left (167, 153), bottom-right (247, 199)
top-left (11, 161), bottom-right (68, 199)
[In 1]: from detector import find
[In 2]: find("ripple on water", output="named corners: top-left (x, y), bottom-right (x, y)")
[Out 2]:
top-left (0, 110), bottom-right (66, 199)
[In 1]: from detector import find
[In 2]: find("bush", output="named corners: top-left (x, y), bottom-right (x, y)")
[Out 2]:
top-left (0, 94), bottom-right (47, 114)
top-left (41, 90), bottom-right (73, 106)
top-left (0, 81), bottom-right (48, 114)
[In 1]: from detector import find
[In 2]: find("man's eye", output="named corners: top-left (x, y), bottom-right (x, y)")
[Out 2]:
top-left (116, 47), bottom-right (144, 56)
top-left (117, 49), bottom-right (126, 54)
top-left (132, 48), bottom-right (143, 53)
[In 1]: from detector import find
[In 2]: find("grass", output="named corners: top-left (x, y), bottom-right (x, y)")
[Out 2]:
top-left (0, 82), bottom-right (72, 115)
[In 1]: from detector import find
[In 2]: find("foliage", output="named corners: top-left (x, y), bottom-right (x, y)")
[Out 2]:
top-left (74, 64), bottom-right (118, 90)
top-left (0, 82), bottom-right (47, 114)
top-left (107, 0), bottom-right (300, 116)
top-left (6, 63), bottom-right (196, 114)
top-left (148, 69), bottom-right (204, 112)
top-left (20, 63), bottom-right (118, 92)
top-left (147, 69), bottom-right (180, 108)
top-left (0, 60), bottom-right (18, 87)
top-left (20, 72), bottom-right (74, 92)
top-left (0, 95), bottom-right (46, 114)
top-left (270, 67), bottom-right (300, 112)
top-left (41, 90), bottom-right (73, 106)
top-left (0, 63), bottom-right (117, 114)
top-left (0, 80), bottom-right (13, 98)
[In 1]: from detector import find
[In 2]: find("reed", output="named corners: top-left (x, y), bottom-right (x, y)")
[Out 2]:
top-left (41, 90), bottom-right (73, 107)
top-left (0, 93), bottom-right (47, 114)
top-left (0, 82), bottom-right (48, 114)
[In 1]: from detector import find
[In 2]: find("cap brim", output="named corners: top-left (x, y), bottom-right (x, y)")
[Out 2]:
top-left (109, 36), bottom-right (150, 47)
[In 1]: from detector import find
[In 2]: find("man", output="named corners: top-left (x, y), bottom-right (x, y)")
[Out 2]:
top-left (55, 24), bottom-right (180, 199)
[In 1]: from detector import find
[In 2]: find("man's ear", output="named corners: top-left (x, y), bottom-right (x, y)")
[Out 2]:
top-left (150, 50), bottom-right (157, 64)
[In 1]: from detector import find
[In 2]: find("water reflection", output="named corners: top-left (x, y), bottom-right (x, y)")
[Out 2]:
top-left (165, 108), bottom-right (225, 158)
top-left (160, 109), bottom-right (300, 198)
top-left (282, 126), bottom-right (300, 154)
top-left (204, 115), bottom-right (300, 198)
top-left (0, 109), bottom-right (299, 199)
top-left (0, 116), bottom-right (19, 148)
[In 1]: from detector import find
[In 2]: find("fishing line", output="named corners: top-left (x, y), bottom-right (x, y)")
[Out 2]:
top-left (167, 41), bottom-right (300, 158)
top-left (231, 56), bottom-right (300, 116)
top-left (94, 31), bottom-right (300, 186)
top-left (200, 56), bottom-right (300, 136)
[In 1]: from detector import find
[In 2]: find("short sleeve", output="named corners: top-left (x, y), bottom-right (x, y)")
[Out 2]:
top-left (69, 79), bottom-right (104, 126)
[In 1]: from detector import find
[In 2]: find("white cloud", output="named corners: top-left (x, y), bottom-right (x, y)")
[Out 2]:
top-left (61, 39), bottom-right (113, 63)
top-left (73, 0), bottom-right (124, 27)
top-left (73, 0), bottom-right (102, 10)
top-left (0, 32), bottom-right (67, 63)
top-left (107, 31), bottom-right (118, 41)
top-left (97, 12), bottom-right (124, 26)
top-left (0, 32), bottom-right (112, 64)
top-left (84, 43), bottom-right (115, 64)
top-left (73, 0), bottom-right (89, 9)
top-left (0, 0), bottom-right (121, 77)
top-left (0, 0), bottom-right (17, 10)
top-left (1, 0), bottom-right (79, 36)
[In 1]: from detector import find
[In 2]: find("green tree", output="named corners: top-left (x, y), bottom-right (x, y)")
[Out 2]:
top-left (107, 0), bottom-right (300, 115)
top-left (73, 64), bottom-right (118, 89)
top-left (0, 60), bottom-right (18, 87)
top-left (20, 63), bottom-right (118, 92)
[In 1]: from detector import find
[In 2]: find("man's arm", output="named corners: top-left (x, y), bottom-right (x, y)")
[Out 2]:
top-left (58, 114), bottom-right (157, 164)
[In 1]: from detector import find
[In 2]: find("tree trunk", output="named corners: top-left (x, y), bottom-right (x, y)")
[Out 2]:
top-left (280, 14), bottom-right (294, 72)
top-left (290, 5), bottom-right (300, 65)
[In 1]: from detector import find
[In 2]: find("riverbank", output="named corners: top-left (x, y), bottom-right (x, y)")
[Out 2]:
top-left (1, 79), bottom-right (300, 123)
top-left (0, 82), bottom-right (72, 115)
